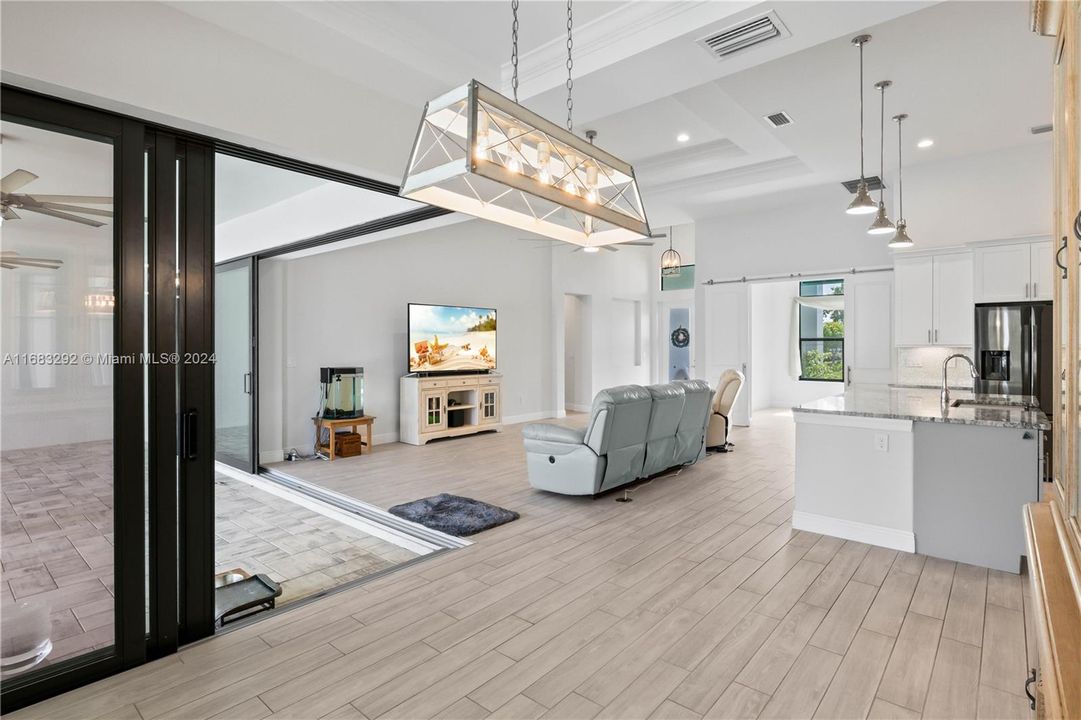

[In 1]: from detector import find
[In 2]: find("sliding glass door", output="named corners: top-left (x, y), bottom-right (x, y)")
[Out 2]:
top-left (0, 87), bottom-right (216, 712)
top-left (214, 258), bottom-right (256, 472)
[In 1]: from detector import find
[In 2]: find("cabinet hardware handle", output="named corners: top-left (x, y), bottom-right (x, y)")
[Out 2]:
top-left (934, 329), bottom-right (938, 342)
top-left (1024, 282), bottom-right (1029, 298)
top-left (1033, 282), bottom-right (1037, 298)
top-left (1025, 668), bottom-right (1037, 710)
top-left (928, 329), bottom-right (931, 343)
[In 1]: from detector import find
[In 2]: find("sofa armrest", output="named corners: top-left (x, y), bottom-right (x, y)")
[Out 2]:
top-left (522, 423), bottom-right (587, 446)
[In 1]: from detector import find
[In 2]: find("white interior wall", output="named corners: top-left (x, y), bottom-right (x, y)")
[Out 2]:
top-left (551, 243), bottom-right (654, 417)
top-left (562, 294), bottom-right (592, 412)
top-left (258, 220), bottom-right (556, 458)
top-left (748, 283), bottom-right (772, 412)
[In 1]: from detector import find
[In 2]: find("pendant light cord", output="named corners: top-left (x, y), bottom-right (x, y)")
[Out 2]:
top-left (858, 40), bottom-right (865, 178)
top-left (510, 0), bottom-right (519, 103)
top-left (878, 83), bottom-right (886, 202)
top-left (896, 116), bottom-right (904, 221)
top-left (566, 0), bottom-right (574, 131)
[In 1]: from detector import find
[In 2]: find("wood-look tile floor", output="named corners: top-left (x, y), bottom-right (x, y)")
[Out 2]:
top-left (11, 409), bottom-right (1037, 720)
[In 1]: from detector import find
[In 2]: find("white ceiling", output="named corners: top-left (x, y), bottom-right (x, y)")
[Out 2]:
top-left (216, 154), bottom-right (326, 223)
top-left (169, 0), bottom-right (1053, 229)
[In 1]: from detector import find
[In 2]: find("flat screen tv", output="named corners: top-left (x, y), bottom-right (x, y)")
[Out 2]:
top-left (408, 303), bottom-right (497, 374)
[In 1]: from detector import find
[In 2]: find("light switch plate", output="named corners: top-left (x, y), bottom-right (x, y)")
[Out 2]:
top-left (874, 433), bottom-right (889, 452)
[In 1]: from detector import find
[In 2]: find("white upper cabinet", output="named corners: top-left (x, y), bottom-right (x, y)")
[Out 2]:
top-left (1030, 241), bottom-right (1053, 301)
top-left (894, 253), bottom-right (973, 347)
top-left (894, 256), bottom-right (935, 346)
top-left (973, 239), bottom-right (1053, 303)
top-left (933, 252), bottom-right (974, 346)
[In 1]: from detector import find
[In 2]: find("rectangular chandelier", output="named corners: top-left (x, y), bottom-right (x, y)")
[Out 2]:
top-left (400, 80), bottom-right (651, 248)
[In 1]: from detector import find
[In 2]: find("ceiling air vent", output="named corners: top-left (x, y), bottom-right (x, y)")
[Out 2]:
top-left (842, 176), bottom-right (885, 193)
top-left (1030, 123), bottom-right (1053, 135)
top-left (764, 111), bottom-right (793, 128)
top-left (698, 11), bottom-right (791, 60)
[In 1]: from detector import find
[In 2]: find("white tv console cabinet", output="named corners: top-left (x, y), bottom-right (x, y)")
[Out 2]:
top-left (400, 373), bottom-right (502, 445)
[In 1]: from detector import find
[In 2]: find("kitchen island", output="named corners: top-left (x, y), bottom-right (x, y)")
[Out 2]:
top-left (792, 385), bottom-right (1049, 573)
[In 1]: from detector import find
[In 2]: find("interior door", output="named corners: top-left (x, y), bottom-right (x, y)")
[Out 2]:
top-left (703, 283), bottom-right (750, 426)
top-left (214, 258), bottom-right (256, 471)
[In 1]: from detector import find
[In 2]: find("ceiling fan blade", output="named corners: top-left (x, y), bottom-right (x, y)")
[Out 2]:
top-left (1, 206), bottom-right (21, 221)
top-left (649, 233), bottom-right (668, 239)
top-left (1, 263), bottom-right (18, 270)
top-left (1, 169), bottom-right (39, 194)
top-left (3, 255), bottom-right (64, 264)
top-left (21, 206), bottom-right (106, 228)
top-left (36, 202), bottom-right (113, 218)
top-left (620, 241), bottom-right (655, 247)
top-left (5, 259), bottom-right (63, 269)
top-left (28, 194), bottom-right (112, 205)
top-left (600, 245), bottom-right (620, 253)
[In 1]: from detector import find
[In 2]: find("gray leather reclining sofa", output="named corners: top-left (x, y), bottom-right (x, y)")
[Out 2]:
top-left (521, 380), bottom-right (714, 496)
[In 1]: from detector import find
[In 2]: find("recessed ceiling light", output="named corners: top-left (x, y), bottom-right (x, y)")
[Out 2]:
top-left (676, 133), bottom-right (690, 143)
top-left (917, 138), bottom-right (934, 149)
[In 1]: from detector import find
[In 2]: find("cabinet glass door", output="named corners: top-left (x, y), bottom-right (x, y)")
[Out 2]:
top-left (480, 389), bottom-right (498, 422)
top-left (424, 392), bottom-right (445, 429)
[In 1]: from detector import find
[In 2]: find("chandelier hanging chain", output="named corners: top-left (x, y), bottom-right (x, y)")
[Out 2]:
top-left (510, 0), bottom-right (520, 102)
top-left (566, 0), bottom-right (574, 131)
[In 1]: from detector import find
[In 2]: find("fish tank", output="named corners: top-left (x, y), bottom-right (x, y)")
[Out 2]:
top-left (320, 367), bottom-right (364, 418)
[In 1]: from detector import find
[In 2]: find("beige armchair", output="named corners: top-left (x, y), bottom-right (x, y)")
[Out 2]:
top-left (706, 369), bottom-right (745, 452)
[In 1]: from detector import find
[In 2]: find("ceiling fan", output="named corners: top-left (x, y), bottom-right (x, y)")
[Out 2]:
top-left (0, 251), bottom-right (62, 271)
top-left (524, 232), bottom-right (666, 253)
top-left (1, 169), bottom-right (113, 228)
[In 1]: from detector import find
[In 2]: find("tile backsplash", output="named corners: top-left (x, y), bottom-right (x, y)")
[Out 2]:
top-left (896, 346), bottom-right (976, 388)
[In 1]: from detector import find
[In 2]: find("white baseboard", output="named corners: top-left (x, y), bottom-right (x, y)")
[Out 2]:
top-left (564, 403), bottom-right (591, 413)
top-left (792, 510), bottom-right (915, 553)
top-left (375, 431), bottom-right (400, 445)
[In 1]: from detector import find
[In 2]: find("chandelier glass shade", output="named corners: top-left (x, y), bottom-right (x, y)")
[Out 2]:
top-left (400, 80), bottom-right (651, 248)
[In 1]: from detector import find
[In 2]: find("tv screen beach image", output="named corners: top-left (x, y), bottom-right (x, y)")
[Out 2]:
top-left (409, 304), bottom-right (497, 372)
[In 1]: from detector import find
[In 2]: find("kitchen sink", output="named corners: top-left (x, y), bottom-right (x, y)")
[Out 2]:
top-left (950, 399), bottom-right (1032, 411)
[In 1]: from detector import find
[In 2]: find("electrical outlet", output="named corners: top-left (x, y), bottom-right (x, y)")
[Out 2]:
top-left (286, 357), bottom-right (296, 368)
top-left (874, 433), bottom-right (889, 452)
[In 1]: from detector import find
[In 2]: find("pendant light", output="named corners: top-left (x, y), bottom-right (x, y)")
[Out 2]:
top-left (660, 227), bottom-right (681, 277)
top-left (867, 80), bottom-right (896, 235)
top-left (846, 35), bottom-right (877, 215)
top-left (888, 113), bottom-right (914, 248)
top-left (400, 0), bottom-right (651, 249)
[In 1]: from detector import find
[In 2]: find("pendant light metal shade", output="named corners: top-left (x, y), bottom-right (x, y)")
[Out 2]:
top-left (847, 179), bottom-right (877, 215)
top-left (846, 34), bottom-right (877, 215)
top-left (888, 112), bottom-right (914, 248)
top-left (400, 80), bottom-right (651, 249)
top-left (888, 220), bottom-right (914, 248)
top-left (867, 202), bottom-right (895, 235)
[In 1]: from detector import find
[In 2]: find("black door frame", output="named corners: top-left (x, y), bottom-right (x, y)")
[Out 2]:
top-left (0, 88), bottom-right (216, 712)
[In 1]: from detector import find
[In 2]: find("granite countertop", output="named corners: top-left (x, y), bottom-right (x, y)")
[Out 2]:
top-left (793, 385), bottom-right (1051, 430)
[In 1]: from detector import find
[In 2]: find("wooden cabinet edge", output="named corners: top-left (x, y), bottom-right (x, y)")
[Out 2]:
top-left (1023, 500), bottom-right (1081, 719)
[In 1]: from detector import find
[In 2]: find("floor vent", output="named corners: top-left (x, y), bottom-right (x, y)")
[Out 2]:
top-left (1031, 123), bottom-right (1053, 135)
top-left (764, 111), bottom-right (794, 128)
top-left (842, 176), bottom-right (885, 193)
top-left (698, 11), bottom-right (790, 59)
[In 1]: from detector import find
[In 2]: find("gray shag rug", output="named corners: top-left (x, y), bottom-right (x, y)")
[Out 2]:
top-left (388, 493), bottom-right (519, 537)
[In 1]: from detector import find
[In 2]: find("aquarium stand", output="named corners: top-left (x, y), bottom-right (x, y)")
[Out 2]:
top-left (314, 415), bottom-right (376, 460)
top-left (400, 373), bottom-right (502, 446)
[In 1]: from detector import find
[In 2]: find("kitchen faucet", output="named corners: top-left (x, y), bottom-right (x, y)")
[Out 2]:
top-left (941, 353), bottom-right (979, 408)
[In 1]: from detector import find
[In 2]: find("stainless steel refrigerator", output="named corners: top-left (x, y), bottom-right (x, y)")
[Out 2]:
top-left (974, 302), bottom-right (1054, 416)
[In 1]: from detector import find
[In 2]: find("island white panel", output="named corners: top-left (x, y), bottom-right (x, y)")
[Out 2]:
top-left (792, 412), bottom-right (915, 551)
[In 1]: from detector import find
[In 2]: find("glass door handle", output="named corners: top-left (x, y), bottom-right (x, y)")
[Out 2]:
top-left (243, 372), bottom-right (252, 395)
